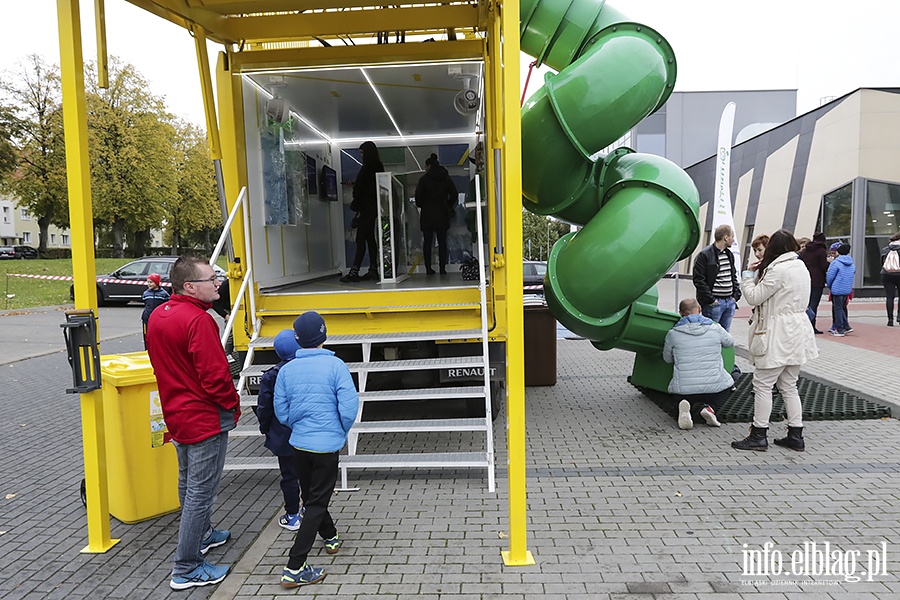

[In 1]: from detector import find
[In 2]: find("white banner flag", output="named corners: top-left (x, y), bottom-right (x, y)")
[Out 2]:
top-left (711, 102), bottom-right (741, 273)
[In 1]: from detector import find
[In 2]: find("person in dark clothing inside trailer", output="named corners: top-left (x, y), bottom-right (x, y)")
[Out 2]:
top-left (414, 153), bottom-right (459, 275)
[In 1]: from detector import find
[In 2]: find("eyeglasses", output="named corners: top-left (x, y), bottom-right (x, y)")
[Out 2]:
top-left (185, 276), bottom-right (220, 285)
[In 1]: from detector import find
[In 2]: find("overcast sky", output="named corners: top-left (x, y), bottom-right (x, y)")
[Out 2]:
top-left (2, 0), bottom-right (899, 126)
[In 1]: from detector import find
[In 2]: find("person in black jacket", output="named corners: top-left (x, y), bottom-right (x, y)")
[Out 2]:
top-left (256, 330), bottom-right (304, 531)
top-left (414, 154), bottom-right (459, 274)
top-left (692, 224), bottom-right (741, 332)
top-left (798, 231), bottom-right (828, 333)
top-left (341, 141), bottom-right (383, 283)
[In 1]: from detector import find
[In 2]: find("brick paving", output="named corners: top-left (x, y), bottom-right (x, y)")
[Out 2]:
top-left (1, 299), bottom-right (900, 599)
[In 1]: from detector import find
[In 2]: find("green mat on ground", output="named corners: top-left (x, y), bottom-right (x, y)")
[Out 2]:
top-left (642, 373), bottom-right (892, 423)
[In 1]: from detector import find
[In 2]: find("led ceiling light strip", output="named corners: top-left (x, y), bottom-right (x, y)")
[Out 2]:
top-left (245, 76), bottom-right (332, 143)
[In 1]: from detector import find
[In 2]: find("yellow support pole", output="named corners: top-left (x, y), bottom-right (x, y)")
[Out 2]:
top-left (192, 25), bottom-right (222, 160)
top-left (498, 0), bottom-right (534, 568)
top-left (57, 0), bottom-right (119, 553)
top-left (93, 0), bottom-right (108, 88)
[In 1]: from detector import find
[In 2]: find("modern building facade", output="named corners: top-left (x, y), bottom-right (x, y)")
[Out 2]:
top-left (685, 88), bottom-right (900, 293)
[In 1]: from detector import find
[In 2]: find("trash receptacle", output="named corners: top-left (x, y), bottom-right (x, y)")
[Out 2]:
top-left (100, 352), bottom-right (180, 523)
top-left (524, 303), bottom-right (557, 386)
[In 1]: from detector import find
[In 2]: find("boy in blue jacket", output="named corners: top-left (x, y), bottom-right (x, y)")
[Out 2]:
top-left (274, 311), bottom-right (359, 588)
top-left (256, 329), bottom-right (304, 530)
top-left (826, 243), bottom-right (856, 336)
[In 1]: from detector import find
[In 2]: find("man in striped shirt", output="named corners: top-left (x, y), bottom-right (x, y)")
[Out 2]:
top-left (691, 224), bottom-right (741, 332)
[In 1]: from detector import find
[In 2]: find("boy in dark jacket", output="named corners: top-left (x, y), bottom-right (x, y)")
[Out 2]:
top-left (141, 273), bottom-right (170, 349)
top-left (257, 329), bottom-right (304, 530)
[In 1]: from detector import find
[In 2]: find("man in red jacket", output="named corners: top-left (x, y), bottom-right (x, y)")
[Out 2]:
top-left (147, 254), bottom-right (240, 591)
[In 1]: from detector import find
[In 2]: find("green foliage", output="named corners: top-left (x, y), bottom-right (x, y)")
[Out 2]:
top-left (0, 55), bottom-right (70, 251)
top-left (165, 120), bottom-right (220, 253)
top-left (522, 208), bottom-right (569, 261)
top-left (86, 57), bottom-right (177, 258)
top-left (0, 102), bottom-right (22, 177)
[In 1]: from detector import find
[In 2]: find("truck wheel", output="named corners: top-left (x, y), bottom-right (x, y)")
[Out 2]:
top-left (491, 383), bottom-right (504, 421)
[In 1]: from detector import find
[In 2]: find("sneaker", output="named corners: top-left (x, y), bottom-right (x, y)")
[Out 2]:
top-left (843, 327), bottom-right (853, 334)
top-left (339, 272), bottom-right (360, 283)
top-left (281, 563), bottom-right (326, 588)
top-left (361, 270), bottom-right (379, 281)
top-left (828, 330), bottom-right (845, 337)
top-left (324, 534), bottom-right (342, 554)
top-left (677, 399), bottom-right (693, 430)
top-left (200, 529), bottom-right (230, 555)
top-left (279, 512), bottom-right (301, 531)
top-left (699, 405), bottom-right (721, 427)
top-left (813, 328), bottom-right (824, 334)
top-left (170, 561), bottom-right (230, 590)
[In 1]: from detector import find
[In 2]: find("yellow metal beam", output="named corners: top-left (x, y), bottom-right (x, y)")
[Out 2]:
top-left (188, 0), bottom-right (461, 13)
top-left (193, 25), bottom-right (222, 159)
top-left (221, 5), bottom-right (479, 42)
top-left (124, 0), bottom-right (227, 42)
top-left (58, 0), bottom-right (119, 553)
top-left (93, 0), bottom-right (108, 88)
top-left (231, 39), bottom-right (484, 72)
top-left (497, 0), bottom-right (533, 568)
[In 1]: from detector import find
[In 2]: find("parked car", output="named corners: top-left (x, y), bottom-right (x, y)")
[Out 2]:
top-left (523, 260), bottom-right (547, 291)
top-left (69, 256), bottom-right (227, 305)
top-left (14, 245), bottom-right (38, 259)
top-left (0, 246), bottom-right (16, 260)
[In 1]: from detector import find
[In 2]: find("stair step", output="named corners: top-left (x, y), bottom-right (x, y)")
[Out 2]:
top-left (353, 418), bottom-right (487, 434)
top-left (258, 303), bottom-right (480, 316)
top-left (240, 355), bottom-right (485, 379)
top-left (224, 456), bottom-right (278, 470)
top-left (359, 386), bottom-right (486, 401)
top-left (240, 393), bottom-right (258, 407)
top-left (249, 329), bottom-right (482, 349)
top-left (230, 426), bottom-right (262, 437)
top-left (340, 451), bottom-right (490, 468)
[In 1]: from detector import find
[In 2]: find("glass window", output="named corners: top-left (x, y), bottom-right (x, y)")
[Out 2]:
top-left (821, 184), bottom-right (852, 238)
top-left (23, 232), bottom-right (31, 243)
top-left (21, 209), bottom-right (30, 220)
top-left (118, 261), bottom-right (149, 277)
top-left (863, 236), bottom-right (893, 287)
top-left (534, 263), bottom-right (547, 277)
top-left (50, 233), bottom-right (56, 244)
top-left (865, 181), bottom-right (900, 235)
top-left (61, 234), bottom-right (69, 245)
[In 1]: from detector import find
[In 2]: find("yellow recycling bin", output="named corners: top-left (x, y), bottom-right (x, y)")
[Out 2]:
top-left (100, 352), bottom-right (180, 523)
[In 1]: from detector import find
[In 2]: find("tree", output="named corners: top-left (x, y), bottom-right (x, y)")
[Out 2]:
top-left (86, 57), bottom-right (176, 257)
top-left (164, 120), bottom-right (220, 253)
top-left (0, 55), bottom-right (69, 252)
top-left (522, 209), bottom-right (569, 261)
top-left (0, 103), bottom-right (22, 178)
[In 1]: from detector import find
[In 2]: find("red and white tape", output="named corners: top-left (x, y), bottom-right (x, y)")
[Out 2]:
top-left (7, 273), bottom-right (171, 287)
top-left (524, 285), bottom-right (544, 291)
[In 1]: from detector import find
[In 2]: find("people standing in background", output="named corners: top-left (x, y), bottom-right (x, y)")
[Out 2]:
top-left (341, 141), bottom-right (383, 283)
top-left (799, 232), bottom-right (829, 334)
top-left (415, 153), bottom-right (459, 275)
top-left (880, 232), bottom-right (900, 327)
top-left (692, 224), bottom-right (741, 332)
top-left (141, 273), bottom-right (170, 349)
top-left (749, 234), bottom-right (769, 271)
top-left (733, 230), bottom-right (818, 453)
top-left (797, 237), bottom-right (810, 250)
top-left (825, 243), bottom-right (856, 337)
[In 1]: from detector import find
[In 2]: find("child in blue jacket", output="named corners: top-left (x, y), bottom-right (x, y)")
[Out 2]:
top-left (274, 311), bottom-right (359, 588)
top-left (141, 273), bottom-right (170, 349)
top-left (826, 243), bottom-right (856, 336)
top-left (257, 329), bottom-right (304, 530)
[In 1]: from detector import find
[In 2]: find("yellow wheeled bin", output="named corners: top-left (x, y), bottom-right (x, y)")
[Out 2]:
top-left (100, 352), bottom-right (180, 523)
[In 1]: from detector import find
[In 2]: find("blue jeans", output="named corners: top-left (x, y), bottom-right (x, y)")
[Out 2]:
top-left (702, 297), bottom-right (736, 332)
top-left (172, 432), bottom-right (229, 576)
top-left (832, 294), bottom-right (850, 332)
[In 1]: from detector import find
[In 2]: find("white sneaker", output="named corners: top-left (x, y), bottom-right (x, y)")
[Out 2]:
top-left (700, 405), bottom-right (721, 427)
top-left (677, 400), bottom-right (693, 430)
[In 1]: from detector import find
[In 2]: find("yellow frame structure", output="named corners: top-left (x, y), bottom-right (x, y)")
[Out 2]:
top-left (59, 0), bottom-right (530, 565)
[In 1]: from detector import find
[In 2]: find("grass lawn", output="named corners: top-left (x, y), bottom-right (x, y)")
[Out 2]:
top-left (0, 257), bottom-right (228, 310)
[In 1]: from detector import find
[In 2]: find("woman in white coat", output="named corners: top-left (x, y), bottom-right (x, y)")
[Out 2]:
top-left (732, 229), bottom-right (819, 452)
